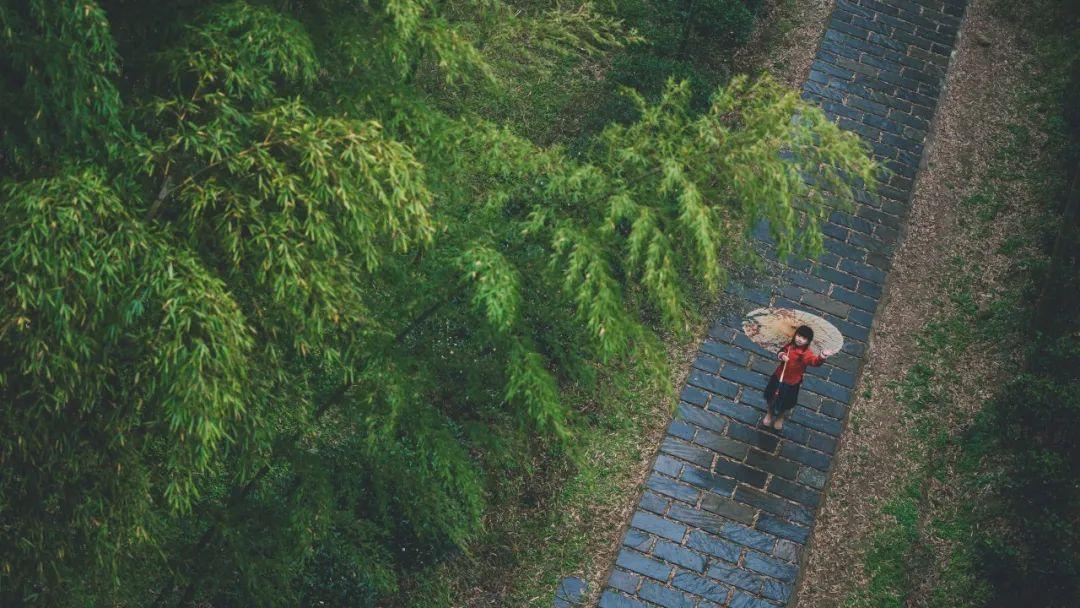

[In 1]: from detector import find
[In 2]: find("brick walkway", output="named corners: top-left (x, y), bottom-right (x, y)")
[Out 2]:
top-left (589, 1), bottom-right (967, 607)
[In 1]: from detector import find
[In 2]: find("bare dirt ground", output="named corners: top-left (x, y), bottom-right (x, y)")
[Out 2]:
top-left (793, 0), bottom-right (1049, 604)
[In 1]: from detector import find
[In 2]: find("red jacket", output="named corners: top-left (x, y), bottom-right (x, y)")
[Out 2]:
top-left (772, 343), bottom-right (825, 384)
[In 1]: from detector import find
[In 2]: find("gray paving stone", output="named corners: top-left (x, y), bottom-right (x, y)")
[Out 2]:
top-left (780, 442), bottom-right (832, 473)
top-left (598, 590), bottom-right (648, 608)
top-left (675, 403), bottom-right (728, 433)
top-left (630, 511), bottom-right (686, 543)
top-left (668, 419), bottom-right (697, 441)
top-left (624, 528), bottom-right (656, 552)
top-left (671, 571), bottom-right (731, 603)
top-left (756, 515), bottom-right (812, 544)
top-left (679, 386), bottom-right (708, 406)
top-left (705, 562), bottom-right (763, 594)
top-left (729, 590), bottom-right (781, 608)
top-left (686, 529), bottom-right (742, 563)
top-left (662, 437), bottom-right (714, 468)
top-left (768, 475), bottom-right (823, 507)
top-left (639, 580), bottom-right (696, 608)
top-left (680, 465), bottom-right (738, 497)
top-left (646, 473), bottom-right (701, 504)
top-left (640, 490), bottom-right (671, 515)
top-left (693, 428), bottom-right (750, 459)
top-left (653, 539), bottom-right (707, 573)
top-left (687, 371), bottom-right (740, 400)
top-left (726, 422), bottom-right (780, 453)
top-left (616, 548), bottom-right (673, 582)
top-left (744, 551), bottom-right (799, 582)
top-left (700, 494), bottom-right (757, 526)
top-left (719, 522), bottom-right (777, 553)
top-left (609, 569), bottom-right (641, 594)
top-left (773, 539), bottom-right (801, 563)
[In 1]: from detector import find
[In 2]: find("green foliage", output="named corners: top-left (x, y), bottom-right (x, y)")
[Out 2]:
top-left (0, 0), bottom-right (874, 605)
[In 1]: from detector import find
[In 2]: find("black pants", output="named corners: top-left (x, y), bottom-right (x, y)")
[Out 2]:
top-left (764, 374), bottom-right (801, 416)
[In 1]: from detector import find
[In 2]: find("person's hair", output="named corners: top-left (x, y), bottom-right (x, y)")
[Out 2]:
top-left (792, 325), bottom-right (814, 346)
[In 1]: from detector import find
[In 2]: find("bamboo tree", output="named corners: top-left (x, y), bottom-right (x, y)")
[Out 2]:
top-left (0, 1), bottom-right (876, 604)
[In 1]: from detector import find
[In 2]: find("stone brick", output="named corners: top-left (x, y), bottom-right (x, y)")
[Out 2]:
top-left (726, 422), bottom-right (780, 454)
top-left (718, 365), bottom-right (770, 391)
top-left (687, 529), bottom-right (742, 563)
top-left (780, 442), bottom-right (832, 473)
top-left (768, 476), bottom-right (823, 507)
top-left (774, 539), bottom-right (800, 563)
top-left (744, 551), bottom-right (799, 582)
top-left (655, 454), bottom-right (683, 478)
top-left (679, 386), bottom-right (708, 406)
top-left (809, 431), bottom-right (840, 455)
top-left (599, 590), bottom-right (649, 608)
top-left (694, 428), bottom-right (750, 459)
top-left (700, 495), bottom-right (757, 526)
top-left (719, 522), bottom-right (777, 553)
top-left (801, 375), bottom-right (854, 403)
top-left (640, 490), bottom-right (671, 515)
top-left (813, 265), bottom-right (858, 290)
top-left (653, 540), bottom-right (707, 573)
top-left (789, 407), bottom-right (844, 436)
top-left (800, 291), bottom-right (852, 318)
top-left (676, 403), bottom-right (728, 433)
top-left (639, 580), bottom-right (696, 608)
top-left (671, 571), bottom-right (731, 603)
top-left (840, 258), bottom-right (888, 284)
top-left (609, 569), bottom-right (642, 594)
top-left (744, 448), bottom-right (800, 479)
top-left (666, 503), bottom-right (730, 535)
top-left (669, 420), bottom-right (697, 441)
top-left (734, 486), bottom-right (809, 524)
top-left (762, 579), bottom-right (794, 603)
top-left (828, 211), bottom-right (875, 234)
top-left (707, 399), bottom-right (762, 426)
top-left (705, 562), bottom-right (763, 594)
top-left (623, 528), bottom-right (656, 552)
top-left (837, 117), bottom-right (880, 140)
top-left (699, 340), bottom-right (750, 366)
top-left (832, 316), bottom-right (872, 343)
top-left (692, 355), bottom-right (721, 374)
top-left (831, 286), bottom-right (878, 312)
top-left (738, 389), bottom-right (768, 411)
top-left (777, 420), bottom-right (812, 445)
top-left (756, 515), bottom-right (812, 544)
top-left (830, 366), bottom-right (858, 388)
top-left (798, 466), bottom-right (828, 489)
top-left (728, 591), bottom-right (781, 608)
top-left (687, 371), bottom-right (740, 400)
top-left (631, 511), bottom-right (686, 543)
top-left (647, 473), bottom-right (701, 504)
top-left (680, 466), bottom-right (737, 497)
top-left (856, 278), bottom-right (883, 299)
top-left (661, 437), bottom-right (714, 468)
top-left (616, 548), bottom-right (673, 582)
top-left (713, 455), bottom-right (769, 488)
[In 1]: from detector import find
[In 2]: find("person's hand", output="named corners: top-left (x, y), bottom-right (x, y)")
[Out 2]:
top-left (821, 348), bottom-right (837, 358)
top-left (779, 351), bottom-right (789, 362)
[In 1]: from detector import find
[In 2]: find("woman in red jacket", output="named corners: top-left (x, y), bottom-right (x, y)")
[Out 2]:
top-left (761, 325), bottom-right (837, 430)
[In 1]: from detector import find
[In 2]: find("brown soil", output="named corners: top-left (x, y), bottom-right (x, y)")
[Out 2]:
top-left (793, 0), bottom-right (1051, 605)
